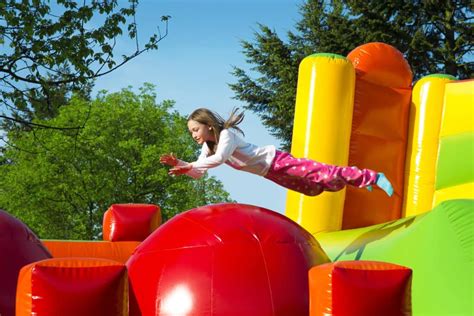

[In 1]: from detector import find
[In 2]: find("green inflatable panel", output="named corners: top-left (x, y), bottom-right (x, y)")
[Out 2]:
top-left (315, 199), bottom-right (473, 316)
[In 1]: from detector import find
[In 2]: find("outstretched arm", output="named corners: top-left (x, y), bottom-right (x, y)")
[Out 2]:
top-left (159, 153), bottom-right (206, 179)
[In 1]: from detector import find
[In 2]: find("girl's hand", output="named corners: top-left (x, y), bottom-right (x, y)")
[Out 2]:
top-left (160, 153), bottom-right (178, 166)
top-left (168, 164), bottom-right (192, 176)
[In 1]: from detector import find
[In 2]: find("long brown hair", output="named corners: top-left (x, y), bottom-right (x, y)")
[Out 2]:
top-left (188, 107), bottom-right (244, 153)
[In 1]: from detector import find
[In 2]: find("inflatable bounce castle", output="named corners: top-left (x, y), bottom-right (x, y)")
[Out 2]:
top-left (0, 42), bottom-right (472, 315)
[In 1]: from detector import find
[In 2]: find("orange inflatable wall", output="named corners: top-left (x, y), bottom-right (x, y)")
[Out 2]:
top-left (42, 240), bottom-right (140, 264)
top-left (343, 43), bottom-right (412, 228)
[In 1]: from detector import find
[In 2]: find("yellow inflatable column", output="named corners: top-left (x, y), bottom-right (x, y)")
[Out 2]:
top-left (433, 79), bottom-right (474, 205)
top-left (285, 54), bottom-right (355, 234)
top-left (403, 74), bottom-right (456, 217)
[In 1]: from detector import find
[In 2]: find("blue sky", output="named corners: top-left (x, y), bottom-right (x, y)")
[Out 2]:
top-left (93, 0), bottom-right (304, 213)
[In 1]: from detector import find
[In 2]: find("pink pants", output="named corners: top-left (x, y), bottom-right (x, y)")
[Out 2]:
top-left (264, 151), bottom-right (378, 196)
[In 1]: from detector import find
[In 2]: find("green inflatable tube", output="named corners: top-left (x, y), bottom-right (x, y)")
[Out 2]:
top-left (315, 199), bottom-right (473, 315)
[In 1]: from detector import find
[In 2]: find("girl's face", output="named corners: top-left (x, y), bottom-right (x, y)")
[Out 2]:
top-left (187, 120), bottom-right (215, 145)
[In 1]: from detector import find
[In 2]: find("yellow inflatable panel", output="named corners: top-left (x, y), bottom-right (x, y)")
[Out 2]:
top-left (285, 54), bottom-right (355, 234)
top-left (433, 79), bottom-right (474, 204)
top-left (433, 183), bottom-right (474, 207)
top-left (403, 75), bottom-right (455, 217)
top-left (439, 80), bottom-right (474, 137)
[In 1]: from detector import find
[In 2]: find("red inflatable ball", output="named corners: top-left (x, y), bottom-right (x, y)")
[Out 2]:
top-left (0, 209), bottom-right (52, 316)
top-left (127, 203), bottom-right (330, 316)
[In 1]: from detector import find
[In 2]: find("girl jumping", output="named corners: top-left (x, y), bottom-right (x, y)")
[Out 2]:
top-left (160, 108), bottom-right (393, 197)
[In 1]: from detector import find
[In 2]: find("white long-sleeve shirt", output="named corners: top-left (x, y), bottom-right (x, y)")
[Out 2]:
top-left (178, 129), bottom-right (276, 179)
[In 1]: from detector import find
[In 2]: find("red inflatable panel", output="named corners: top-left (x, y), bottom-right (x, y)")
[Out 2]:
top-left (127, 203), bottom-right (330, 316)
top-left (16, 258), bottom-right (128, 316)
top-left (103, 203), bottom-right (161, 241)
top-left (0, 210), bottom-right (51, 316)
top-left (309, 260), bottom-right (412, 316)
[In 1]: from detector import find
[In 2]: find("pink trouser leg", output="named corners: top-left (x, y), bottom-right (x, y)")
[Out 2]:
top-left (286, 159), bottom-right (378, 192)
top-left (265, 151), bottom-right (378, 196)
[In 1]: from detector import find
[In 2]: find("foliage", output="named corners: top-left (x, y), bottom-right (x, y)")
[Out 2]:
top-left (0, 0), bottom-right (169, 128)
top-left (230, 0), bottom-right (473, 150)
top-left (0, 85), bottom-right (232, 240)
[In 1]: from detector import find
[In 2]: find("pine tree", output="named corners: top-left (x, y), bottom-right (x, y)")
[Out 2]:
top-left (230, 0), bottom-right (473, 150)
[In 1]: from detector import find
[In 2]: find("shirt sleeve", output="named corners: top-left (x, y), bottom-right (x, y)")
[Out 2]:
top-left (191, 129), bottom-right (237, 170)
top-left (179, 145), bottom-right (209, 179)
